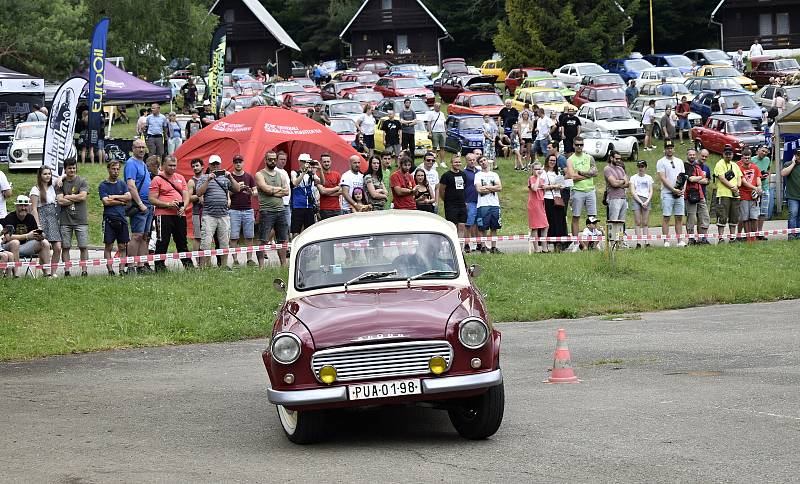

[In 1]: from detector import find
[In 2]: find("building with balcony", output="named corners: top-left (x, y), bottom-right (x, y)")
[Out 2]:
top-left (711, 0), bottom-right (800, 52)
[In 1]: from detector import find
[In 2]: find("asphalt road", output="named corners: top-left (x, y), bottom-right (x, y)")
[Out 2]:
top-left (2, 300), bottom-right (799, 483)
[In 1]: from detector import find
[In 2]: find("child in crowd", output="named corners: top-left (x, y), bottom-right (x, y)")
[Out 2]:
top-left (578, 215), bottom-right (604, 251)
top-left (629, 160), bottom-right (654, 248)
top-left (351, 187), bottom-right (372, 212)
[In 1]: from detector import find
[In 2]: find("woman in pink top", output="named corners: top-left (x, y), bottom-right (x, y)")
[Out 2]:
top-left (527, 161), bottom-right (549, 253)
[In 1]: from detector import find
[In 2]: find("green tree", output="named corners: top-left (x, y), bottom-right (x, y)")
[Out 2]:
top-left (494, 0), bottom-right (640, 70)
top-left (430, 0), bottom-right (506, 63)
top-left (631, 0), bottom-right (719, 55)
top-left (0, 0), bottom-right (89, 80)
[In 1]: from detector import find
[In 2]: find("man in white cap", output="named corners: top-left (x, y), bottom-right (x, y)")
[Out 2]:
top-left (1, 195), bottom-right (55, 277)
top-left (199, 99), bottom-right (217, 126)
top-left (196, 154), bottom-right (241, 268)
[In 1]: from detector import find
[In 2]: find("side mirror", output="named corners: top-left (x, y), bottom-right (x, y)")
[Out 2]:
top-left (468, 264), bottom-right (482, 278)
top-left (273, 278), bottom-right (286, 293)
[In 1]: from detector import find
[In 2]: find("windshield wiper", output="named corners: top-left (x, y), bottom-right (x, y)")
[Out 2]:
top-left (406, 269), bottom-right (457, 286)
top-left (344, 270), bottom-right (398, 291)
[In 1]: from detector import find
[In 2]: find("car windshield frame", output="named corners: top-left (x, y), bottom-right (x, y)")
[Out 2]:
top-left (653, 98), bottom-right (678, 111)
top-left (395, 78), bottom-right (424, 89)
top-left (726, 119), bottom-right (759, 133)
top-left (626, 59), bottom-right (654, 71)
top-left (15, 124), bottom-right (45, 139)
top-left (469, 94), bottom-right (503, 107)
top-left (394, 99), bottom-right (429, 113)
top-left (291, 94), bottom-right (323, 106)
top-left (775, 59), bottom-right (800, 71)
top-left (458, 118), bottom-right (484, 130)
top-left (596, 88), bottom-right (625, 101)
top-left (331, 102), bottom-right (362, 115)
top-left (294, 79), bottom-right (315, 87)
top-left (594, 74), bottom-right (624, 85)
top-left (293, 232), bottom-right (460, 291)
top-left (783, 86), bottom-right (800, 101)
top-left (705, 51), bottom-right (730, 61)
top-left (352, 92), bottom-right (382, 102)
top-left (533, 91), bottom-right (565, 103)
top-left (709, 78), bottom-right (741, 90)
top-left (664, 55), bottom-right (692, 67)
top-left (594, 106), bottom-right (631, 120)
top-left (712, 67), bottom-right (740, 77)
top-left (580, 65), bottom-right (605, 75)
top-left (725, 94), bottom-right (758, 109)
top-left (330, 118), bottom-right (357, 134)
top-left (534, 79), bottom-right (564, 89)
top-left (275, 84), bottom-right (305, 95)
top-left (658, 68), bottom-right (682, 78)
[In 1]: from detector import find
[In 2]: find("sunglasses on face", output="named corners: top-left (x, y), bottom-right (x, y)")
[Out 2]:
top-left (267, 158), bottom-right (277, 161)
top-left (574, 143), bottom-right (584, 147)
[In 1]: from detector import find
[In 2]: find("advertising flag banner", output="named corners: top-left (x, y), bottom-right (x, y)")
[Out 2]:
top-left (208, 25), bottom-right (227, 117)
top-left (43, 77), bottom-right (87, 175)
top-left (88, 18), bottom-right (110, 138)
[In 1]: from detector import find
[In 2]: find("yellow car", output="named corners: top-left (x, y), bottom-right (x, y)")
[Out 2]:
top-left (480, 59), bottom-right (506, 82)
top-left (374, 116), bottom-right (432, 157)
top-left (695, 64), bottom-right (757, 91)
top-left (511, 87), bottom-right (577, 113)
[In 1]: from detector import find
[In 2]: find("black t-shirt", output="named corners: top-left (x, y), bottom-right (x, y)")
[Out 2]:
top-left (200, 111), bottom-right (217, 125)
top-left (499, 107), bottom-right (519, 129)
top-left (439, 170), bottom-right (466, 207)
top-left (561, 114), bottom-right (581, 140)
top-left (182, 84), bottom-right (198, 101)
top-left (383, 119), bottom-right (402, 145)
top-left (2, 212), bottom-right (37, 236)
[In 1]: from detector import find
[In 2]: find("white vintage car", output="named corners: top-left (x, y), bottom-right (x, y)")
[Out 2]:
top-left (576, 102), bottom-right (645, 140)
top-left (580, 129), bottom-right (639, 161)
top-left (8, 121), bottom-right (76, 171)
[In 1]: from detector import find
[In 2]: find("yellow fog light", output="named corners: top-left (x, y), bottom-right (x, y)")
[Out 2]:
top-left (319, 365), bottom-right (337, 385)
top-left (429, 356), bottom-right (447, 375)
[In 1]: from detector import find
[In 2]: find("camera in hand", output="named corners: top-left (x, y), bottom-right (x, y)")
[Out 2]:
top-left (2, 225), bottom-right (13, 236)
top-left (177, 201), bottom-right (184, 209)
top-left (213, 169), bottom-right (226, 177)
top-left (673, 173), bottom-right (687, 197)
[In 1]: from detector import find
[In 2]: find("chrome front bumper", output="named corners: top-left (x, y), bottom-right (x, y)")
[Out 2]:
top-left (267, 369), bottom-right (503, 406)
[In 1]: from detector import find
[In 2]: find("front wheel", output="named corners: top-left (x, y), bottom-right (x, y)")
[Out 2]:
top-left (628, 142), bottom-right (638, 161)
top-left (277, 405), bottom-right (327, 444)
top-left (605, 143), bottom-right (615, 160)
top-left (447, 382), bottom-right (505, 440)
top-left (652, 123), bottom-right (663, 140)
top-left (694, 138), bottom-right (703, 152)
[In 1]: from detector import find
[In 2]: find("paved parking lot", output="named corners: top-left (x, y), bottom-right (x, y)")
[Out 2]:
top-left (1, 300), bottom-right (798, 482)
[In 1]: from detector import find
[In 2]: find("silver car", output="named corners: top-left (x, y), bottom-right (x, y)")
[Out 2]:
top-left (629, 96), bottom-right (703, 140)
top-left (753, 84), bottom-right (800, 111)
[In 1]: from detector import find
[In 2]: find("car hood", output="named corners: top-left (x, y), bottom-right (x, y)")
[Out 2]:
top-left (595, 119), bottom-right (641, 130)
top-left (467, 105), bottom-right (503, 114)
top-left (396, 87), bottom-right (431, 96)
top-left (288, 286), bottom-right (468, 349)
top-left (10, 138), bottom-right (42, 150)
top-left (734, 133), bottom-right (764, 144)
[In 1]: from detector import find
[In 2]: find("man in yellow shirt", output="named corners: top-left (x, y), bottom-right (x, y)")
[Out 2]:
top-left (713, 145), bottom-right (743, 242)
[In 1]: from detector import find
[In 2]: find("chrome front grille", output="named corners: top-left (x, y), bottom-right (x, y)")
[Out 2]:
top-left (311, 340), bottom-right (453, 382)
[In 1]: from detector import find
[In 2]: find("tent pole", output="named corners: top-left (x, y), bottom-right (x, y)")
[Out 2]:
top-left (107, 108), bottom-right (113, 138)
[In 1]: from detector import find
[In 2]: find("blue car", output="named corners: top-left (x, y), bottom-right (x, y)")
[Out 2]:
top-left (444, 114), bottom-right (485, 154)
top-left (642, 54), bottom-right (694, 75)
top-left (690, 90), bottom-right (762, 122)
top-left (604, 58), bottom-right (654, 82)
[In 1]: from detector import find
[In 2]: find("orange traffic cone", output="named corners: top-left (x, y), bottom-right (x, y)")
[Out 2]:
top-left (545, 328), bottom-right (579, 384)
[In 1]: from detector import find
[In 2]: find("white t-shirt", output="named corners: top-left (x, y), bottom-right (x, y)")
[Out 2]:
top-left (421, 165), bottom-right (439, 194)
top-left (582, 227), bottom-right (603, 238)
top-left (29, 182), bottom-right (58, 206)
top-left (535, 117), bottom-right (551, 141)
top-left (276, 168), bottom-right (290, 206)
top-left (542, 171), bottom-right (563, 200)
top-left (630, 173), bottom-right (654, 200)
top-left (0, 170), bottom-right (11, 218)
top-left (642, 106), bottom-right (655, 125)
top-left (339, 170), bottom-right (364, 211)
top-left (749, 43), bottom-right (764, 58)
top-left (358, 113), bottom-right (376, 136)
top-left (427, 110), bottom-right (446, 133)
top-left (474, 170), bottom-right (501, 208)
top-left (656, 156), bottom-right (685, 196)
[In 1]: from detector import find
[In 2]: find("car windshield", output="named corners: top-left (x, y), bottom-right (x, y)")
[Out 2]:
top-left (709, 78), bottom-right (741, 90)
top-left (775, 59), bottom-right (800, 71)
top-left (523, 69), bottom-right (546, 77)
top-left (579, 64), bottom-right (605, 75)
top-left (15, 124), bottom-right (45, 139)
top-left (596, 88), bottom-right (625, 101)
top-left (726, 120), bottom-right (759, 133)
top-left (335, 82), bottom-right (360, 92)
top-left (459, 118), bottom-right (484, 130)
top-left (294, 233), bottom-right (458, 290)
top-left (276, 84), bottom-right (305, 95)
top-left (358, 74), bottom-right (380, 83)
top-left (711, 67), bottom-right (740, 77)
top-left (665, 55), bottom-right (692, 67)
top-left (352, 92), bottom-right (382, 102)
top-left (658, 68), bottom-right (682, 78)
top-left (395, 79), bottom-right (423, 89)
top-left (294, 78), bottom-right (315, 87)
top-left (292, 94), bottom-right (323, 106)
top-left (331, 102), bottom-right (362, 115)
top-left (533, 91), bottom-right (565, 103)
top-left (394, 99), bottom-right (429, 113)
top-left (330, 118), bottom-right (357, 134)
top-left (594, 74), bottom-right (624, 85)
top-left (653, 98), bottom-right (678, 111)
top-left (626, 59), bottom-right (654, 71)
top-left (784, 86), bottom-right (800, 101)
top-left (595, 106), bottom-right (631, 120)
top-left (726, 94), bottom-right (758, 109)
top-left (444, 61), bottom-right (468, 74)
top-left (469, 94), bottom-right (503, 106)
top-left (393, 64), bottom-right (423, 72)
top-left (534, 79), bottom-right (564, 89)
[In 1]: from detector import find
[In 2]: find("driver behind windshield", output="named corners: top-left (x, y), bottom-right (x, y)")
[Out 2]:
top-left (391, 234), bottom-right (452, 277)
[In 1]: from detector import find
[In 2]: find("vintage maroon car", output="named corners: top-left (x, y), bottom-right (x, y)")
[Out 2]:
top-left (438, 74), bottom-right (498, 103)
top-left (447, 92), bottom-right (505, 117)
top-left (356, 60), bottom-right (392, 76)
top-left (281, 92), bottom-right (324, 115)
top-left (341, 71), bottom-right (381, 88)
top-left (264, 212), bottom-right (504, 444)
top-left (745, 57), bottom-right (800, 87)
top-left (504, 67), bottom-right (549, 96)
top-left (374, 76), bottom-right (435, 106)
top-left (571, 84), bottom-right (628, 108)
top-left (691, 114), bottom-right (764, 156)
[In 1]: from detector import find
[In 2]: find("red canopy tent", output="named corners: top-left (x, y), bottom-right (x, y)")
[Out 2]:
top-left (174, 106), bottom-right (364, 178)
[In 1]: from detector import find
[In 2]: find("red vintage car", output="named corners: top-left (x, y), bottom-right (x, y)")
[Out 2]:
top-left (282, 92), bottom-right (324, 115)
top-left (438, 74), bottom-right (498, 103)
top-left (691, 114), bottom-right (764, 156)
top-left (374, 76), bottom-right (435, 106)
top-left (320, 81), bottom-right (361, 101)
top-left (504, 67), bottom-right (549, 96)
top-left (571, 84), bottom-right (628, 108)
top-left (356, 60), bottom-right (392, 76)
top-left (447, 92), bottom-right (505, 117)
top-left (264, 212), bottom-right (504, 444)
top-left (291, 77), bottom-right (320, 94)
top-left (341, 71), bottom-right (381, 88)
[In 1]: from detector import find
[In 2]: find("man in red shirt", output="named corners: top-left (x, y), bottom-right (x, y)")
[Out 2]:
top-left (314, 153), bottom-right (342, 220)
top-left (148, 155), bottom-right (192, 271)
top-left (736, 149), bottom-right (763, 240)
top-left (391, 156), bottom-right (416, 210)
top-left (676, 96), bottom-right (691, 144)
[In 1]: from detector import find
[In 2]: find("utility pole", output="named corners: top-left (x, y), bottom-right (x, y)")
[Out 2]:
top-left (649, 0), bottom-right (655, 54)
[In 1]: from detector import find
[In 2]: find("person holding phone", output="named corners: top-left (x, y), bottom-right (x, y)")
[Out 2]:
top-left (0, 195), bottom-right (55, 277)
top-left (196, 154), bottom-right (241, 268)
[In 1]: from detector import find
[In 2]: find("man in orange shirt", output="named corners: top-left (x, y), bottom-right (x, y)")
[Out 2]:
top-left (390, 156), bottom-right (417, 210)
top-left (148, 155), bottom-right (192, 272)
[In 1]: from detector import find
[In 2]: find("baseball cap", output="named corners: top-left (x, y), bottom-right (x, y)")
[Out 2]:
top-left (298, 153), bottom-right (312, 162)
top-left (209, 154), bottom-right (222, 164)
top-left (15, 195), bottom-right (31, 205)
top-left (664, 139), bottom-right (675, 149)
top-left (586, 215), bottom-right (599, 225)
top-left (203, 99), bottom-right (211, 106)
top-left (636, 159), bottom-right (647, 167)
top-left (232, 154), bottom-right (244, 162)
top-left (723, 144), bottom-right (734, 154)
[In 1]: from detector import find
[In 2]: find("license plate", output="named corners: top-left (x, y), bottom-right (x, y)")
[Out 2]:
top-left (348, 378), bottom-right (422, 401)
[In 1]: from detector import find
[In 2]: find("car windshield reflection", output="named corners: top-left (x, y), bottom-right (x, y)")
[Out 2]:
top-left (294, 233), bottom-right (459, 291)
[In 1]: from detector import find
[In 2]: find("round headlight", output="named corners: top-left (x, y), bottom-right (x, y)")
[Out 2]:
top-left (271, 333), bottom-right (301, 364)
top-left (12, 149), bottom-right (23, 158)
top-left (458, 318), bottom-right (489, 349)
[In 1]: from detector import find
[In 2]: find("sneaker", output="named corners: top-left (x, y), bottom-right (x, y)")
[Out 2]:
top-left (480, 245), bottom-right (488, 254)
top-left (233, 260), bottom-right (241, 267)
top-left (44, 273), bottom-right (58, 278)
top-left (107, 269), bottom-right (116, 276)
top-left (81, 271), bottom-right (88, 277)
top-left (664, 241), bottom-right (671, 248)
top-left (490, 247), bottom-right (502, 254)
top-left (636, 243), bottom-right (642, 249)
top-left (64, 271), bottom-right (71, 277)
top-left (676, 241), bottom-right (686, 247)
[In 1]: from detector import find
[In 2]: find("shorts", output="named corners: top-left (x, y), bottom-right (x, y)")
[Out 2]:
top-left (291, 208), bottom-right (316, 233)
top-left (230, 209), bottom-right (255, 239)
top-left (760, 190), bottom-right (771, 217)
top-left (431, 132), bottom-right (446, 150)
top-left (259, 210), bottom-right (288, 243)
top-left (2, 240), bottom-right (41, 258)
top-left (192, 213), bottom-right (202, 239)
top-left (476, 206), bottom-right (501, 231)
top-left (319, 209), bottom-right (341, 220)
top-left (570, 190), bottom-right (597, 217)
top-left (677, 118), bottom-right (691, 131)
top-left (385, 143), bottom-right (402, 155)
top-left (130, 205), bottom-right (155, 234)
top-left (644, 123), bottom-right (653, 136)
top-left (364, 134), bottom-right (375, 149)
top-left (716, 197), bottom-right (740, 226)
top-left (103, 218), bottom-right (130, 244)
top-left (686, 199), bottom-right (710, 230)
top-left (60, 224), bottom-right (89, 249)
top-left (739, 199), bottom-right (760, 221)
top-left (661, 194), bottom-right (685, 217)
top-left (445, 204), bottom-right (467, 225)
top-left (562, 138), bottom-right (573, 153)
top-left (607, 198), bottom-right (628, 222)
top-left (533, 138), bottom-right (549, 155)
top-left (632, 198), bottom-right (650, 213)
top-left (284, 205), bottom-right (292, 231)
top-left (201, 214), bottom-right (230, 250)
top-left (466, 202), bottom-right (478, 226)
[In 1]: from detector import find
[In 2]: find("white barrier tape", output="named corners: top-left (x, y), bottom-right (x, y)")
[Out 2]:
top-left (2, 228), bottom-right (799, 270)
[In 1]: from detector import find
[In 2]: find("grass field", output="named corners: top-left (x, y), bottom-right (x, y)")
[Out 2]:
top-left (1, 241), bottom-right (799, 361)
